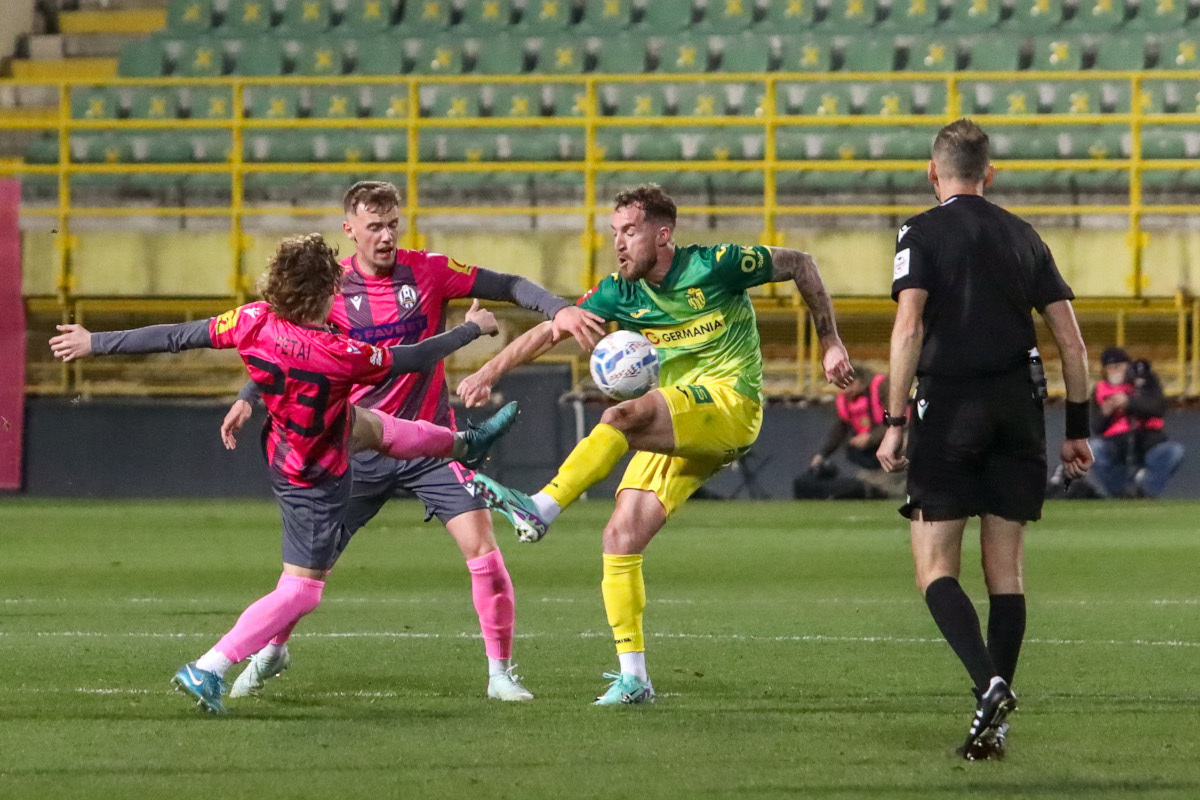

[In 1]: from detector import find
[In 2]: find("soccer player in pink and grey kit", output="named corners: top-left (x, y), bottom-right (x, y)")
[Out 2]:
top-left (50, 234), bottom-right (512, 714)
top-left (221, 181), bottom-right (607, 702)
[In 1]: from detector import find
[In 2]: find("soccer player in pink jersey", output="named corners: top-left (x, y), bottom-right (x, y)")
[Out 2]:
top-left (221, 181), bottom-right (606, 702)
top-left (49, 234), bottom-right (511, 714)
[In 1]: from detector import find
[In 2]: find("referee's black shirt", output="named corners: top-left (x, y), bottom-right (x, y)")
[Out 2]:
top-left (891, 194), bottom-right (1074, 379)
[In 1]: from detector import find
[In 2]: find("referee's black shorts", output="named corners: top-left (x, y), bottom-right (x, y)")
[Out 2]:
top-left (902, 366), bottom-right (1047, 523)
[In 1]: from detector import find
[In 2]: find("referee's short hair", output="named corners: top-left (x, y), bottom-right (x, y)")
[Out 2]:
top-left (932, 118), bottom-right (990, 183)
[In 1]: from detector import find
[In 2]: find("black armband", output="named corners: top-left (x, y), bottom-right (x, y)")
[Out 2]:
top-left (1065, 400), bottom-right (1089, 440)
top-left (883, 414), bottom-right (907, 427)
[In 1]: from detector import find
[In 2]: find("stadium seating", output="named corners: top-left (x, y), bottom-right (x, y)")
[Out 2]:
top-left (167, 0), bottom-right (215, 34)
top-left (1064, 0), bottom-right (1128, 31)
top-left (1004, 0), bottom-right (1066, 32)
top-left (877, 0), bottom-right (938, 32)
top-left (576, 0), bottom-right (633, 32)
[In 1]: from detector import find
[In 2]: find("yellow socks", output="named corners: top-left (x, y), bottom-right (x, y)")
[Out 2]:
top-left (541, 423), bottom-right (629, 509)
top-left (601, 553), bottom-right (645, 654)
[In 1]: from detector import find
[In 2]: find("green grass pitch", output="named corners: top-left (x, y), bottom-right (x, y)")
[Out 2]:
top-left (1, 498), bottom-right (1198, 799)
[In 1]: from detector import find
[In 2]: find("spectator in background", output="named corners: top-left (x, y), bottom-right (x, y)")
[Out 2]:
top-left (1089, 347), bottom-right (1184, 498)
top-left (794, 365), bottom-right (905, 499)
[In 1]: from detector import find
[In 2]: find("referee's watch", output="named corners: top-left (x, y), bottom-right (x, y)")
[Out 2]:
top-left (883, 414), bottom-right (907, 427)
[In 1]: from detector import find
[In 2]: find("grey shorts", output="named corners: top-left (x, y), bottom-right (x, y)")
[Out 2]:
top-left (344, 452), bottom-right (488, 537)
top-left (272, 471), bottom-right (352, 571)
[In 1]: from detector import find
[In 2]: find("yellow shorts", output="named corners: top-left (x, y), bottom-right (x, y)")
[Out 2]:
top-left (616, 383), bottom-right (763, 517)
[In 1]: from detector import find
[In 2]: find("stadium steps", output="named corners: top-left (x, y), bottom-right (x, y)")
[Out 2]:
top-left (10, 58), bottom-right (118, 81)
top-left (59, 9), bottom-right (166, 35)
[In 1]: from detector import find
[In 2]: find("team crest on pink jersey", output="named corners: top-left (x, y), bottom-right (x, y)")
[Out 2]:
top-left (397, 285), bottom-right (418, 309)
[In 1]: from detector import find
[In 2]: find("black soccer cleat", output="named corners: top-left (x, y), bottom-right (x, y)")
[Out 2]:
top-left (958, 677), bottom-right (1017, 761)
top-left (457, 401), bottom-right (519, 469)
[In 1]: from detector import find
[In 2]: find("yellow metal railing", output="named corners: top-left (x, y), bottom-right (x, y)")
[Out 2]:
top-left (7, 70), bottom-right (1200, 396)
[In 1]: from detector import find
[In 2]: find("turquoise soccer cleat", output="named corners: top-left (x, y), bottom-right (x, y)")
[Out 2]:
top-left (172, 661), bottom-right (227, 715)
top-left (593, 672), bottom-right (656, 706)
top-left (458, 401), bottom-right (519, 469)
top-left (229, 644), bottom-right (291, 698)
top-left (471, 472), bottom-right (548, 543)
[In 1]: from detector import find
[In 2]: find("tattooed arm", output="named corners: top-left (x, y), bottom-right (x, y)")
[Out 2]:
top-left (766, 247), bottom-right (853, 388)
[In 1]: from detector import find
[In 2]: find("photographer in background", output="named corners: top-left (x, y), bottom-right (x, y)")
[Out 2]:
top-left (794, 366), bottom-right (906, 500)
top-left (1088, 347), bottom-right (1185, 498)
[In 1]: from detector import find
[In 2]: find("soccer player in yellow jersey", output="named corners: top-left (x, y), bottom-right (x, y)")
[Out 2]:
top-left (457, 185), bottom-right (854, 704)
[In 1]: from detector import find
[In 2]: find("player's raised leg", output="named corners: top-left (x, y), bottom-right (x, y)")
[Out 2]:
top-left (593, 487), bottom-right (665, 706)
top-left (352, 402), bottom-right (518, 467)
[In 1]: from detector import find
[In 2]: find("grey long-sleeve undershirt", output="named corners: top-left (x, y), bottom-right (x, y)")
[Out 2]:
top-left (470, 268), bottom-right (570, 320)
top-left (91, 318), bottom-right (481, 391)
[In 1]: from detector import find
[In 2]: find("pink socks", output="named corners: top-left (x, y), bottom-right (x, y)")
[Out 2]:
top-left (369, 408), bottom-right (454, 460)
top-left (214, 573), bottom-right (325, 663)
top-left (466, 549), bottom-right (516, 660)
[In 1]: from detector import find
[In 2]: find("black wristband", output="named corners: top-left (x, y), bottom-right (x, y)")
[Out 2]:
top-left (1065, 400), bottom-right (1089, 440)
top-left (884, 413), bottom-right (907, 427)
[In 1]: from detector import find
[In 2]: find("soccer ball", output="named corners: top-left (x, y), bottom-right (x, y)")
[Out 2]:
top-left (589, 331), bottom-right (660, 401)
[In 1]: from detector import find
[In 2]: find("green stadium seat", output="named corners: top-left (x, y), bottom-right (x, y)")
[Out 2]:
top-left (912, 81), bottom-right (948, 114)
top-left (1061, 127), bottom-right (1129, 190)
top-left (420, 130), bottom-right (499, 191)
top-left (310, 85), bottom-right (362, 118)
top-left (820, 0), bottom-right (880, 31)
top-left (408, 37), bottom-right (464, 74)
top-left (127, 87), bottom-right (180, 119)
top-left (904, 35), bottom-right (959, 71)
top-left (470, 35), bottom-right (530, 74)
top-left (25, 135), bottom-right (58, 165)
top-left (231, 39), bottom-right (286, 76)
top-left (876, 129), bottom-right (932, 191)
top-left (221, 0), bottom-right (274, 34)
top-left (502, 129), bottom-right (567, 160)
top-left (759, 0), bottom-right (818, 30)
top-left (941, 0), bottom-right (1003, 32)
top-left (878, 0), bottom-right (938, 31)
top-left (1063, 0), bottom-right (1128, 31)
top-left (71, 87), bottom-right (120, 119)
top-left (1046, 80), bottom-right (1104, 114)
top-left (490, 84), bottom-right (547, 117)
top-left (1163, 79), bottom-right (1200, 112)
top-left (636, 0), bottom-right (699, 30)
top-left (777, 82), bottom-right (854, 115)
top-left (398, 0), bottom-right (451, 32)
top-left (674, 82), bottom-right (733, 116)
top-left (282, 0), bottom-right (332, 31)
top-left (1004, 0), bottom-right (1065, 32)
top-left (167, 0), bottom-right (214, 33)
top-left (963, 38), bottom-right (1022, 70)
top-left (1124, 0), bottom-right (1190, 31)
top-left (175, 39), bottom-right (225, 77)
top-left (187, 131), bottom-right (233, 166)
top-left (118, 39), bottom-right (167, 76)
top-left (861, 83), bottom-right (912, 116)
top-left (131, 133), bottom-right (193, 193)
top-left (245, 86), bottom-right (303, 119)
top-left (686, 129), bottom-right (764, 160)
top-left (778, 36), bottom-right (832, 71)
top-left (961, 80), bottom-right (1040, 114)
top-left (1157, 34), bottom-right (1200, 69)
top-left (1092, 36), bottom-right (1149, 69)
top-left (1141, 127), bottom-right (1192, 158)
top-left (653, 34), bottom-right (712, 72)
top-left (245, 131), bottom-right (311, 161)
top-left (363, 84), bottom-right (410, 117)
top-left (1135, 81), bottom-right (1166, 113)
top-left (601, 82), bottom-right (668, 116)
top-left (593, 35), bottom-right (649, 73)
top-left (420, 85), bottom-right (485, 118)
top-left (1029, 36), bottom-right (1086, 70)
top-left (516, 0), bottom-right (573, 31)
top-left (595, 129), bottom-right (684, 161)
top-left (354, 36), bottom-right (407, 74)
top-left (460, 0), bottom-right (515, 33)
top-left (290, 39), bottom-right (347, 76)
top-left (186, 86), bottom-right (234, 119)
top-left (310, 130), bottom-right (378, 163)
top-left (546, 84), bottom-right (590, 116)
top-left (715, 33), bottom-right (774, 73)
top-left (841, 38), bottom-right (896, 71)
top-left (533, 34), bottom-right (588, 73)
top-left (695, 0), bottom-right (757, 30)
top-left (577, 0), bottom-right (633, 32)
top-left (339, 0), bottom-right (399, 31)
top-left (70, 132), bottom-right (133, 164)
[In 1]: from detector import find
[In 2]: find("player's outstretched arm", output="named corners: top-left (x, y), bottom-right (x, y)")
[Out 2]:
top-left (469, 268), bottom-right (606, 349)
top-left (766, 247), bottom-right (854, 388)
top-left (1042, 298), bottom-right (1094, 479)
top-left (384, 300), bottom-right (497, 379)
top-left (220, 382), bottom-right (262, 450)
top-left (457, 320), bottom-right (558, 407)
top-left (51, 319), bottom-right (213, 362)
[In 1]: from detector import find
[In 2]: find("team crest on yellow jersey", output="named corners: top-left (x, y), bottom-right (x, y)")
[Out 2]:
top-left (687, 287), bottom-right (706, 310)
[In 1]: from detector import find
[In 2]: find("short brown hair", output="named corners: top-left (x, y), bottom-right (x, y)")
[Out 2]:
top-left (614, 183), bottom-right (677, 228)
top-left (258, 233), bottom-right (343, 323)
top-left (343, 180), bottom-right (400, 216)
top-left (932, 118), bottom-right (990, 183)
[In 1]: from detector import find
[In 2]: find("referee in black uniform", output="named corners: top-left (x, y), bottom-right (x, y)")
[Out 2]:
top-left (876, 119), bottom-right (1094, 761)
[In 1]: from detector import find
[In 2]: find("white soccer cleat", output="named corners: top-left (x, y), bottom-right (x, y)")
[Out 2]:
top-left (487, 666), bottom-right (534, 702)
top-left (229, 645), bottom-right (292, 698)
